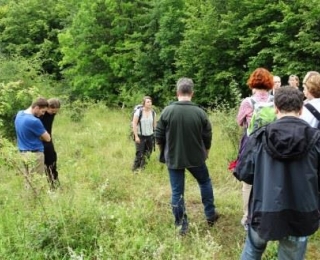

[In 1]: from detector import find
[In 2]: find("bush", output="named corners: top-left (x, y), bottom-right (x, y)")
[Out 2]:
top-left (0, 81), bottom-right (40, 140)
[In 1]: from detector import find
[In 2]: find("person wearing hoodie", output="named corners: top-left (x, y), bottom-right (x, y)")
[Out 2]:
top-left (234, 87), bottom-right (320, 260)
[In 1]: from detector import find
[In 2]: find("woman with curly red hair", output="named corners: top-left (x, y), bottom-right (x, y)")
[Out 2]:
top-left (236, 68), bottom-right (274, 230)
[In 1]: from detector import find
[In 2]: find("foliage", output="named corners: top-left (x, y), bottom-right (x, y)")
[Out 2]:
top-left (210, 80), bottom-right (242, 156)
top-left (176, 0), bottom-right (226, 105)
top-left (0, 135), bottom-right (20, 169)
top-left (0, 81), bottom-right (40, 140)
top-left (2, 0), bottom-right (320, 106)
top-left (0, 54), bottom-right (62, 140)
top-left (63, 99), bottom-right (91, 122)
top-left (59, 0), bottom-right (120, 103)
top-left (0, 55), bottom-right (44, 85)
top-left (0, 0), bottom-right (77, 79)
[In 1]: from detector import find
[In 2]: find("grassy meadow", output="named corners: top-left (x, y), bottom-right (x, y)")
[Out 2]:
top-left (0, 102), bottom-right (319, 259)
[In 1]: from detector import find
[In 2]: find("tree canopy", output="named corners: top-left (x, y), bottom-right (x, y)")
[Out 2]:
top-left (0, 0), bottom-right (320, 107)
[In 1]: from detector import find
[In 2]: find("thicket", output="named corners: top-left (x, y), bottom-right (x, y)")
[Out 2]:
top-left (0, 0), bottom-right (320, 108)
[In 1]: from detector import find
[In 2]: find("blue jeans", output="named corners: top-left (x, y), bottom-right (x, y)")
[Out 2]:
top-left (168, 164), bottom-right (216, 227)
top-left (241, 227), bottom-right (308, 260)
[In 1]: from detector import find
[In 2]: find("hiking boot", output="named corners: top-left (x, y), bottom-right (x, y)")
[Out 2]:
top-left (207, 212), bottom-right (220, 227)
top-left (179, 221), bottom-right (189, 236)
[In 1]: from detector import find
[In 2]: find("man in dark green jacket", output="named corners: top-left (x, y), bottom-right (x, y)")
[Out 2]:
top-left (155, 77), bottom-right (219, 235)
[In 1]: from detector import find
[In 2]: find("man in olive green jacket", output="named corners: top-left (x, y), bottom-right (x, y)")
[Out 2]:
top-left (155, 77), bottom-right (219, 235)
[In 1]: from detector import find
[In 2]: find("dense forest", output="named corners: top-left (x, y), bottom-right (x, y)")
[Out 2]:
top-left (0, 0), bottom-right (320, 108)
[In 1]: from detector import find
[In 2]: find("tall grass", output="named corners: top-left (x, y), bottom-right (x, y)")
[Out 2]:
top-left (0, 102), bottom-right (319, 259)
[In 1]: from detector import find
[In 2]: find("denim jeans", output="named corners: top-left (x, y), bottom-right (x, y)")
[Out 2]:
top-left (168, 164), bottom-right (216, 227)
top-left (241, 227), bottom-right (308, 260)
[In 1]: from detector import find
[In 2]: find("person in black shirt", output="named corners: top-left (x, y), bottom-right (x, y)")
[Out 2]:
top-left (40, 98), bottom-right (61, 189)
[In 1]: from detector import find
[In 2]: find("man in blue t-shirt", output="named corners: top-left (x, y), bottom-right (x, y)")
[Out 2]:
top-left (14, 97), bottom-right (51, 175)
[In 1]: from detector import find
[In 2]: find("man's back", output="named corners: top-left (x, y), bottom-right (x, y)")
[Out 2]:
top-left (15, 110), bottom-right (46, 151)
top-left (155, 77), bottom-right (218, 236)
top-left (156, 101), bottom-right (212, 169)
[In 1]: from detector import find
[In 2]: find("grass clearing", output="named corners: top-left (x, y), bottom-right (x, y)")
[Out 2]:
top-left (0, 103), bottom-right (319, 259)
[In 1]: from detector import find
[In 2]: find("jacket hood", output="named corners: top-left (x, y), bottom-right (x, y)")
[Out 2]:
top-left (261, 117), bottom-right (320, 160)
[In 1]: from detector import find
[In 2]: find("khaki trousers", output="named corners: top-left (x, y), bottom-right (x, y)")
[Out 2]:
top-left (20, 152), bottom-right (45, 175)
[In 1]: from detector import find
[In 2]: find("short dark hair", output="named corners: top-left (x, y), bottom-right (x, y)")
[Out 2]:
top-left (31, 97), bottom-right (48, 109)
top-left (274, 87), bottom-right (303, 113)
top-left (176, 77), bottom-right (194, 94)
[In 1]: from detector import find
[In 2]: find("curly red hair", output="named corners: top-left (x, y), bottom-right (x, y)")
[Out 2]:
top-left (247, 68), bottom-right (273, 90)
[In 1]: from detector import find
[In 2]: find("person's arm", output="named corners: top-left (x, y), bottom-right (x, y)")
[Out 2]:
top-left (236, 98), bottom-right (253, 127)
top-left (201, 113), bottom-right (212, 158)
top-left (153, 112), bottom-right (157, 131)
top-left (40, 131), bottom-right (51, 142)
top-left (155, 115), bottom-right (164, 146)
top-left (155, 114), bottom-right (166, 163)
top-left (132, 114), bottom-right (140, 143)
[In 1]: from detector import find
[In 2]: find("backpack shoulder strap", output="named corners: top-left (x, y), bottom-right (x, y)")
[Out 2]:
top-left (248, 97), bottom-right (256, 108)
top-left (304, 103), bottom-right (320, 121)
top-left (304, 103), bottom-right (320, 130)
top-left (152, 110), bottom-right (155, 122)
top-left (267, 94), bottom-right (274, 102)
top-left (137, 108), bottom-right (143, 124)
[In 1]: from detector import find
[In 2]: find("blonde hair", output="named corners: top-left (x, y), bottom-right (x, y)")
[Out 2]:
top-left (305, 74), bottom-right (320, 98)
top-left (288, 75), bottom-right (300, 87)
top-left (142, 96), bottom-right (152, 106)
top-left (303, 71), bottom-right (319, 84)
top-left (48, 98), bottom-right (61, 109)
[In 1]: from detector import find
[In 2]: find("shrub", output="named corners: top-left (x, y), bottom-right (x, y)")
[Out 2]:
top-left (0, 81), bottom-right (40, 140)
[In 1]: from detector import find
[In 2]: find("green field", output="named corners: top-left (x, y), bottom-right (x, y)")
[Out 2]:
top-left (0, 103), bottom-right (319, 259)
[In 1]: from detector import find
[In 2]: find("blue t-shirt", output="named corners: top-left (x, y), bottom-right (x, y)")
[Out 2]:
top-left (14, 110), bottom-right (46, 152)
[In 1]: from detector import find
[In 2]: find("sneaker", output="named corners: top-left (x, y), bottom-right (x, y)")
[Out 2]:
top-left (243, 223), bottom-right (248, 231)
top-left (207, 212), bottom-right (220, 227)
top-left (179, 216), bottom-right (189, 236)
top-left (241, 219), bottom-right (249, 231)
top-left (179, 221), bottom-right (189, 236)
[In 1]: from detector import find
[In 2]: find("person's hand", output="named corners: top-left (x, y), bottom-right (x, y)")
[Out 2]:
top-left (135, 136), bottom-right (141, 144)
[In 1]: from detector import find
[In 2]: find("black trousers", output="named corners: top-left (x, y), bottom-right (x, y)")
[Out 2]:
top-left (132, 135), bottom-right (154, 171)
top-left (44, 141), bottom-right (59, 186)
